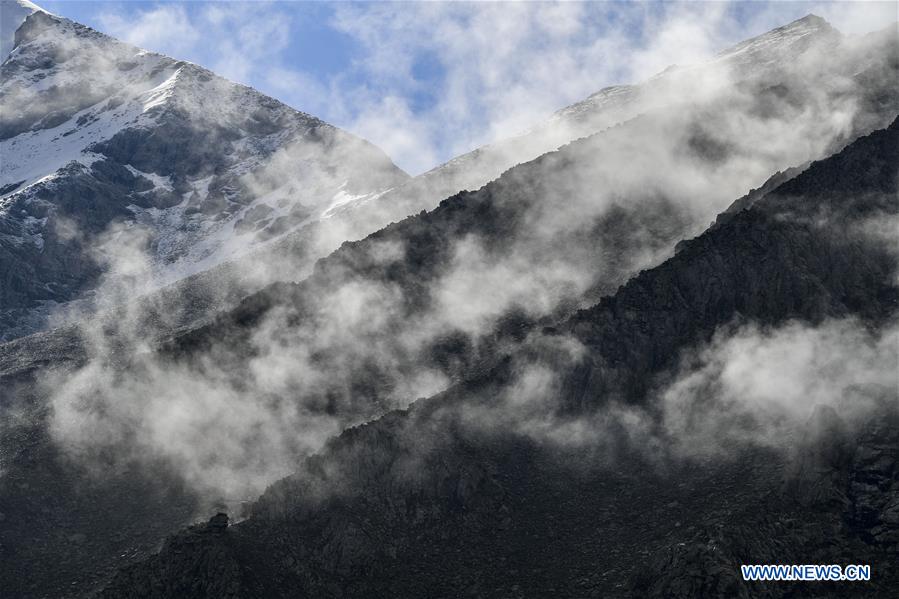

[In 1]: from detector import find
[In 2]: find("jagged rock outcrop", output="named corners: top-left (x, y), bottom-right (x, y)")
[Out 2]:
top-left (104, 514), bottom-right (242, 599)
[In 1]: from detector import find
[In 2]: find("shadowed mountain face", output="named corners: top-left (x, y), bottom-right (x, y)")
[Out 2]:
top-left (98, 118), bottom-right (899, 598)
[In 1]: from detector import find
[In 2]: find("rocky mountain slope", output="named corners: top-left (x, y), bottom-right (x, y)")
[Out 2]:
top-left (99, 116), bottom-right (899, 599)
top-left (0, 3), bottom-right (408, 340)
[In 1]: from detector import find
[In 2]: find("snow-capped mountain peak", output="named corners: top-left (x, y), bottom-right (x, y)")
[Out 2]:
top-left (0, 0), bottom-right (45, 59)
top-left (714, 14), bottom-right (836, 64)
top-left (0, 7), bottom-right (408, 338)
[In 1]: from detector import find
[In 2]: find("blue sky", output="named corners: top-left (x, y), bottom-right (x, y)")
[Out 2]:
top-left (37, 1), bottom-right (897, 174)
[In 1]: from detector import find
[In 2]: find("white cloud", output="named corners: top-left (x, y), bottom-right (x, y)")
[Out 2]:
top-left (97, 1), bottom-right (294, 83)
top-left (98, 4), bottom-right (199, 58)
top-left (656, 318), bottom-right (899, 458)
top-left (787, 1), bottom-right (897, 35)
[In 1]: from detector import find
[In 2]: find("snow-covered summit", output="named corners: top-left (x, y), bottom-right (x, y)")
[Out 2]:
top-left (715, 14), bottom-right (837, 66)
top-left (0, 0), bottom-right (44, 59)
top-left (550, 15), bottom-right (838, 132)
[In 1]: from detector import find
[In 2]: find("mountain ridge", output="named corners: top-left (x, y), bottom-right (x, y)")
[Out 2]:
top-left (97, 114), bottom-right (899, 599)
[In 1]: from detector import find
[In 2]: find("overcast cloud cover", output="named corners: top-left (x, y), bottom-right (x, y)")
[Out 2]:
top-left (39, 0), bottom-right (897, 175)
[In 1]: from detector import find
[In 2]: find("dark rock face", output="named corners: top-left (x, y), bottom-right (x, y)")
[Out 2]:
top-left (96, 121), bottom-right (899, 597)
top-left (101, 514), bottom-right (243, 599)
top-left (846, 416), bottom-right (899, 552)
top-left (0, 160), bottom-right (181, 323)
top-left (207, 513), bottom-right (230, 533)
top-left (785, 404), bottom-right (853, 509)
top-left (561, 117), bottom-right (898, 408)
top-left (0, 421), bottom-right (199, 598)
top-left (639, 399), bottom-right (899, 599)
